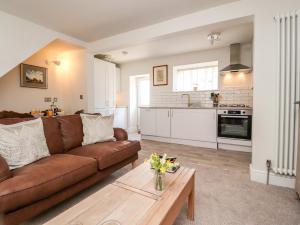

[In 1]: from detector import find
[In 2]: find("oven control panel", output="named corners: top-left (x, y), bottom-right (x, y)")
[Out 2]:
top-left (217, 109), bottom-right (252, 116)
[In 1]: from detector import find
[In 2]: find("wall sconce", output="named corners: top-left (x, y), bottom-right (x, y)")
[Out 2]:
top-left (45, 60), bottom-right (61, 66)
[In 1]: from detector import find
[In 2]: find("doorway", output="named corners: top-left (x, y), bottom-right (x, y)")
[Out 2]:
top-left (129, 74), bottom-right (150, 133)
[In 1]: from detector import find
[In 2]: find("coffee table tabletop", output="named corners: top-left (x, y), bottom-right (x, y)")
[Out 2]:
top-left (43, 163), bottom-right (195, 225)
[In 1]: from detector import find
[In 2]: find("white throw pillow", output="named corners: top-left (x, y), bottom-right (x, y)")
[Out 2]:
top-left (0, 118), bottom-right (50, 170)
top-left (80, 114), bottom-right (115, 145)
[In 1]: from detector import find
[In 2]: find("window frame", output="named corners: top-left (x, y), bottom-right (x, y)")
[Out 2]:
top-left (172, 61), bottom-right (219, 92)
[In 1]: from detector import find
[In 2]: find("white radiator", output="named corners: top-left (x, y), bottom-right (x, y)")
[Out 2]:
top-left (274, 11), bottom-right (300, 176)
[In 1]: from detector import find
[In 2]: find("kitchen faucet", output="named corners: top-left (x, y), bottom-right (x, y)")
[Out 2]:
top-left (181, 94), bottom-right (192, 107)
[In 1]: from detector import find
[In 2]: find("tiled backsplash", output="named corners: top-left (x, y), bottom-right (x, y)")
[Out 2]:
top-left (150, 87), bottom-right (253, 107)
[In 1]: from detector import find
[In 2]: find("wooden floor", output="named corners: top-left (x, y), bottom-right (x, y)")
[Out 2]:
top-left (137, 138), bottom-right (251, 174)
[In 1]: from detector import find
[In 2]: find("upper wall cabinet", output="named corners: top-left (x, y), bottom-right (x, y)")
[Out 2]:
top-left (93, 58), bottom-right (116, 109)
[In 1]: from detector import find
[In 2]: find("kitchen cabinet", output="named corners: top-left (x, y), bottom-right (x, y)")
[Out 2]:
top-left (156, 108), bottom-right (171, 137)
top-left (140, 108), bottom-right (156, 135)
top-left (93, 58), bottom-right (116, 110)
top-left (171, 109), bottom-right (216, 142)
top-left (114, 107), bottom-right (128, 129)
top-left (140, 107), bottom-right (217, 147)
top-left (94, 108), bottom-right (115, 116)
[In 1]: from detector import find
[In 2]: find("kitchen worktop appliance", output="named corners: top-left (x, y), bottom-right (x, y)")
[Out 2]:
top-left (217, 108), bottom-right (252, 151)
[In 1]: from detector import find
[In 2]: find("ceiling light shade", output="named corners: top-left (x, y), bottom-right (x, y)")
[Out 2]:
top-left (207, 32), bottom-right (221, 45)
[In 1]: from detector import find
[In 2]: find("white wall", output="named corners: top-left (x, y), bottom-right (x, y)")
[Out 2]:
top-left (59, 49), bottom-right (90, 114)
top-left (120, 44), bottom-right (253, 104)
top-left (120, 43), bottom-right (253, 131)
top-left (0, 10), bottom-right (87, 78)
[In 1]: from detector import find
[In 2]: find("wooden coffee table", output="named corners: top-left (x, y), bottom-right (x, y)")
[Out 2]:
top-left (44, 163), bottom-right (195, 225)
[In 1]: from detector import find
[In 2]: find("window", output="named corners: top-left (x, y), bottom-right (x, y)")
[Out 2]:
top-left (173, 61), bottom-right (218, 92)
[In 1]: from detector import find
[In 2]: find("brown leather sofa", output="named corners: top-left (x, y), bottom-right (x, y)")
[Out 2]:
top-left (0, 115), bottom-right (141, 225)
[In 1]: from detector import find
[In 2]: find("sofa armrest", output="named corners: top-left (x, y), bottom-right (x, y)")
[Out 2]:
top-left (0, 156), bottom-right (11, 182)
top-left (113, 128), bottom-right (128, 141)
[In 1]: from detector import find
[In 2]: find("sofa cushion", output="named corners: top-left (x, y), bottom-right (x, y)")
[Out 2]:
top-left (42, 117), bottom-right (64, 154)
top-left (0, 156), bottom-right (11, 183)
top-left (68, 140), bottom-right (141, 170)
top-left (81, 114), bottom-right (115, 145)
top-left (56, 115), bottom-right (84, 151)
top-left (0, 117), bottom-right (64, 155)
top-left (0, 154), bottom-right (97, 213)
top-left (0, 118), bottom-right (51, 170)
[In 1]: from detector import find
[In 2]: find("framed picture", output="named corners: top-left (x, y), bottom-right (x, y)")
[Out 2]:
top-left (20, 63), bottom-right (48, 89)
top-left (153, 65), bottom-right (168, 86)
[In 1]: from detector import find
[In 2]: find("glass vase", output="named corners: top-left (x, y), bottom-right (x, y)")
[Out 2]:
top-left (154, 170), bottom-right (165, 191)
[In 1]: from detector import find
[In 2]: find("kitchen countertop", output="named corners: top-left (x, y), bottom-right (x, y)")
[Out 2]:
top-left (139, 106), bottom-right (253, 110)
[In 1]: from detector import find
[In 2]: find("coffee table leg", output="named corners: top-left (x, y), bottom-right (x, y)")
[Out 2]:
top-left (187, 175), bottom-right (195, 220)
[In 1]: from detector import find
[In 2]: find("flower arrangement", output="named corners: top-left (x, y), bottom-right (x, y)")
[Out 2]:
top-left (146, 153), bottom-right (172, 191)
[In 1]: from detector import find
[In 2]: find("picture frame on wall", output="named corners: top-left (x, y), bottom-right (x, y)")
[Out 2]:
top-left (20, 63), bottom-right (48, 89)
top-left (153, 65), bottom-right (168, 86)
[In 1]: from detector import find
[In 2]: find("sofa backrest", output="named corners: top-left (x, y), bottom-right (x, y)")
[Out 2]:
top-left (0, 117), bottom-right (65, 154)
top-left (56, 114), bottom-right (84, 152)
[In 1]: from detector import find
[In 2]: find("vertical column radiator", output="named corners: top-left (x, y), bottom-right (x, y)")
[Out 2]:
top-left (275, 11), bottom-right (300, 176)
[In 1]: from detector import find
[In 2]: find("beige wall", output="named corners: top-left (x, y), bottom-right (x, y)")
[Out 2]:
top-left (0, 44), bottom-right (89, 114)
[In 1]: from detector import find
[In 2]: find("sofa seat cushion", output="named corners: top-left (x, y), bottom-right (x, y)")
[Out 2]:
top-left (0, 154), bottom-right (97, 213)
top-left (68, 141), bottom-right (141, 170)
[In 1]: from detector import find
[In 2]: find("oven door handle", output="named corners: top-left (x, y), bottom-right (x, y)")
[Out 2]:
top-left (220, 115), bottom-right (249, 119)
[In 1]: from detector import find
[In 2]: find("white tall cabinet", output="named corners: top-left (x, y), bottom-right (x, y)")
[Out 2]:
top-left (93, 58), bottom-right (116, 115)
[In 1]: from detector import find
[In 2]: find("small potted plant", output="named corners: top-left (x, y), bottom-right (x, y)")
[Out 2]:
top-left (146, 153), bottom-right (172, 191)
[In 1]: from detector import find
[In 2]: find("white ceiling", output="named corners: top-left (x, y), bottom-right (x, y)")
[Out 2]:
top-left (105, 19), bottom-right (253, 63)
top-left (0, 0), bottom-right (237, 42)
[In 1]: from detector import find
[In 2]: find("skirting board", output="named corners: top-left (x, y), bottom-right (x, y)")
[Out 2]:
top-left (218, 143), bottom-right (252, 152)
top-left (141, 135), bottom-right (217, 149)
top-left (250, 164), bottom-right (295, 189)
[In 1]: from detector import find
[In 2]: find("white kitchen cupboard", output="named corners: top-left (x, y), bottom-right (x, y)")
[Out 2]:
top-left (171, 109), bottom-right (216, 142)
top-left (156, 108), bottom-right (171, 137)
top-left (93, 58), bottom-right (116, 110)
top-left (94, 108), bottom-right (115, 116)
top-left (140, 107), bottom-right (217, 148)
top-left (114, 107), bottom-right (128, 129)
top-left (140, 108), bottom-right (156, 135)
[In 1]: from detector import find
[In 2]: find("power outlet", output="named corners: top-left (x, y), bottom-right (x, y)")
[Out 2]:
top-left (44, 97), bottom-right (52, 102)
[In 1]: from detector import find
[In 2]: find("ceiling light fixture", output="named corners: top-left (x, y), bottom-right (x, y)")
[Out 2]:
top-left (207, 32), bottom-right (221, 45)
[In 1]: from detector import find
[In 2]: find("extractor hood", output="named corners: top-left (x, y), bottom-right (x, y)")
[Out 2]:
top-left (221, 43), bottom-right (251, 73)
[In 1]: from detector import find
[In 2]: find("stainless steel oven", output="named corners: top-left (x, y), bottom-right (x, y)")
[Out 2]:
top-left (217, 109), bottom-right (252, 140)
